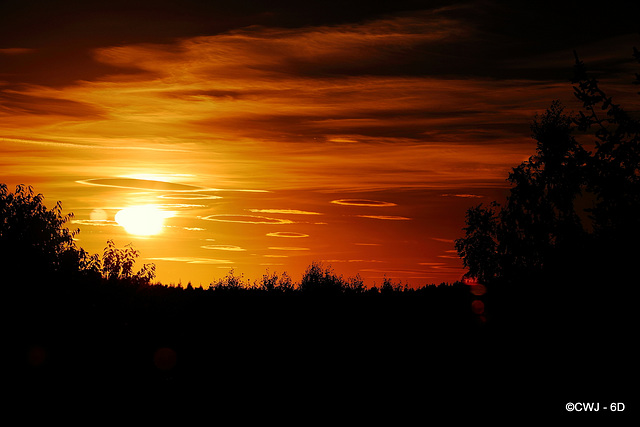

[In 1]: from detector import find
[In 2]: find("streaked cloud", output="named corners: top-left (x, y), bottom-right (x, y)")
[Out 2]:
top-left (266, 232), bottom-right (309, 238)
top-left (158, 194), bottom-right (222, 200)
top-left (77, 178), bottom-right (208, 192)
top-left (331, 199), bottom-right (397, 207)
top-left (149, 257), bottom-right (234, 264)
top-left (267, 247), bottom-right (310, 251)
top-left (0, 48), bottom-right (35, 55)
top-left (441, 193), bottom-right (484, 198)
top-left (248, 209), bottom-right (322, 215)
top-left (322, 259), bottom-right (384, 263)
top-left (201, 245), bottom-right (247, 252)
top-left (1, 137), bottom-right (185, 153)
top-left (71, 219), bottom-right (119, 227)
top-left (431, 237), bottom-right (455, 243)
top-left (200, 215), bottom-right (294, 225)
top-left (357, 215), bottom-right (412, 221)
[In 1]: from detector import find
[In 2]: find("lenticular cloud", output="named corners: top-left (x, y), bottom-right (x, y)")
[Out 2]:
top-left (266, 231), bottom-right (309, 238)
top-left (330, 199), bottom-right (397, 207)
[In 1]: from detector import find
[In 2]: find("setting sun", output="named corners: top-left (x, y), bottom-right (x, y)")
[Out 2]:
top-left (115, 205), bottom-right (171, 236)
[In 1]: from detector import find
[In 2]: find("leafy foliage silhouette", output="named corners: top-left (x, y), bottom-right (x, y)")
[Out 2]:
top-left (256, 269), bottom-right (295, 293)
top-left (0, 183), bottom-right (157, 289)
top-left (102, 239), bottom-right (156, 284)
top-left (452, 49), bottom-right (638, 405)
top-left (0, 184), bottom-right (96, 282)
top-left (456, 48), bottom-right (640, 291)
top-left (209, 268), bottom-right (250, 292)
top-left (298, 261), bottom-right (349, 294)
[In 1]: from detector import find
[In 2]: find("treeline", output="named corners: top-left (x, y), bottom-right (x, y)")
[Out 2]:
top-left (179, 262), bottom-right (465, 295)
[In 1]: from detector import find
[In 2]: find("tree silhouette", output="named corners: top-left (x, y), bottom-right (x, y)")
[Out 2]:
top-left (0, 184), bottom-right (96, 282)
top-left (209, 268), bottom-right (250, 292)
top-left (455, 202), bottom-right (501, 283)
top-left (298, 261), bottom-right (345, 294)
top-left (456, 101), bottom-right (595, 284)
top-left (0, 184), bottom-right (156, 287)
top-left (101, 239), bottom-right (156, 284)
top-left (256, 270), bottom-right (295, 293)
top-left (572, 50), bottom-right (640, 246)
top-left (455, 47), bottom-right (640, 294)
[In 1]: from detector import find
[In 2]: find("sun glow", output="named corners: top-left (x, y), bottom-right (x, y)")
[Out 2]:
top-left (115, 205), bottom-right (171, 236)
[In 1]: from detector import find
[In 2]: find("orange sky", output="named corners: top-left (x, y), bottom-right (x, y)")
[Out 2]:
top-left (2, 2), bottom-right (638, 286)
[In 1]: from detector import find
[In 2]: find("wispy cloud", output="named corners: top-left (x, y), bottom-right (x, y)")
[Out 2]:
top-left (266, 232), bottom-right (309, 238)
top-left (1, 137), bottom-right (186, 153)
top-left (201, 245), bottom-right (247, 251)
top-left (267, 247), bottom-right (310, 251)
top-left (0, 48), bottom-right (35, 55)
top-left (441, 193), bottom-right (484, 198)
top-left (77, 178), bottom-right (207, 191)
top-left (331, 199), bottom-right (397, 207)
top-left (357, 215), bottom-right (412, 221)
top-left (71, 219), bottom-right (119, 227)
top-left (431, 237), bottom-right (455, 243)
top-left (248, 209), bottom-right (322, 215)
top-left (200, 215), bottom-right (295, 225)
top-left (322, 259), bottom-right (383, 263)
top-left (149, 257), bottom-right (234, 264)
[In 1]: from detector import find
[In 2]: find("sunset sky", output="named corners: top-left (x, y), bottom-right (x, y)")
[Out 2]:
top-left (2, 0), bottom-right (638, 287)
